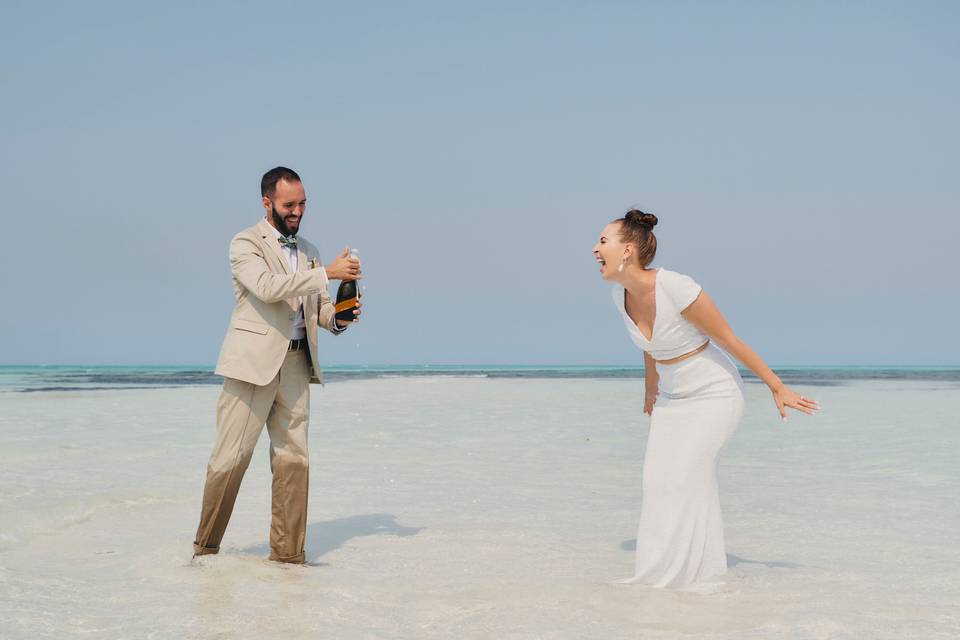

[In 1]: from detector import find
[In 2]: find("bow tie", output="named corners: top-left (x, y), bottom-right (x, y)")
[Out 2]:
top-left (278, 236), bottom-right (298, 250)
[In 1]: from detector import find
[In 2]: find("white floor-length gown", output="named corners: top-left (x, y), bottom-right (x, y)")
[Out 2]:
top-left (612, 268), bottom-right (744, 588)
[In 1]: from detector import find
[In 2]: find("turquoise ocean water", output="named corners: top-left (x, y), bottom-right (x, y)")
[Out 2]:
top-left (1, 364), bottom-right (958, 392)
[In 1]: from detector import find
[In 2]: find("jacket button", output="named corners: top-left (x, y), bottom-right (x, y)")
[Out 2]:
top-left (289, 313), bottom-right (295, 320)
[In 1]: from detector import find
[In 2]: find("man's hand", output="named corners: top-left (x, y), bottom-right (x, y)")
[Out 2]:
top-left (325, 247), bottom-right (361, 281)
top-left (335, 299), bottom-right (362, 328)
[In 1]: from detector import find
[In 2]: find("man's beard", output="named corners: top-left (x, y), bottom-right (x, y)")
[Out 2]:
top-left (271, 205), bottom-right (299, 237)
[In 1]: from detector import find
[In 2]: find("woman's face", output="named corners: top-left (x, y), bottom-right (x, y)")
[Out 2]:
top-left (592, 222), bottom-right (627, 281)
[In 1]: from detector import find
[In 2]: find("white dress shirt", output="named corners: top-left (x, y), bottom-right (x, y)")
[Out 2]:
top-left (267, 224), bottom-right (309, 340)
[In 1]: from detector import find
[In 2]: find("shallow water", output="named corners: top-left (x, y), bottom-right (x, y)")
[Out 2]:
top-left (1, 378), bottom-right (958, 638)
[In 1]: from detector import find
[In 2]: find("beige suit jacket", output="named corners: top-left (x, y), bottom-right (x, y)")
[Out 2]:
top-left (214, 219), bottom-right (341, 386)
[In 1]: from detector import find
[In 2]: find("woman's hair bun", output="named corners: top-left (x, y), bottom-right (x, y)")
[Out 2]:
top-left (624, 209), bottom-right (658, 229)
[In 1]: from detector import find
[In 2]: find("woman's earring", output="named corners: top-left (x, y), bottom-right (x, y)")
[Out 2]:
top-left (618, 260), bottom-right (625, 273)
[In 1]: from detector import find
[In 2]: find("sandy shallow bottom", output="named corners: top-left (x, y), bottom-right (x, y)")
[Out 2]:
top-left (1, 377), bottom-right (958, 639)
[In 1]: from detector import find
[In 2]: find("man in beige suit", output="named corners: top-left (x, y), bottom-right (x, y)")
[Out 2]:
top-left (193, 166), bottom-right (360, 564)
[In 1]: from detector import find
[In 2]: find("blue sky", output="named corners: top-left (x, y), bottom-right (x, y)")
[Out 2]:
top-left (2, 1), bottom-right (957, 365)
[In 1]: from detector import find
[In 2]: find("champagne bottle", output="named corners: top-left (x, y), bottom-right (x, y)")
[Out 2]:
top-left (334, 248), bottom-right (360, 323)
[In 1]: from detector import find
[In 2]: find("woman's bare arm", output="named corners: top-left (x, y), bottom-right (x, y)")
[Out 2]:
top-left (643, 351), bottom-right (659, 415)
top-left (682, 291), bottom-right (819, 420)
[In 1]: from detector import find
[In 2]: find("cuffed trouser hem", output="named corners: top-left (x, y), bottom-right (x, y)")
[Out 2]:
top-left (193, 542), bottom-right (220, 556)
top-left (268, 551), bottom-right (305, 564)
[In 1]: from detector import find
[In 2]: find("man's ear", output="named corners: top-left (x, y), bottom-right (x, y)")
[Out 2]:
top-left (261, 196), bottom-right (272, 216)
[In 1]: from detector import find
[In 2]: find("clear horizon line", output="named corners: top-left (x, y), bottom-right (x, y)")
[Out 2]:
top-left (3, 363), bottom-right (960, 369)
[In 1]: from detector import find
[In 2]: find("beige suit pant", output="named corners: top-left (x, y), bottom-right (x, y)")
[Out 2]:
top-left (194, 349), bottom-right (311, 563)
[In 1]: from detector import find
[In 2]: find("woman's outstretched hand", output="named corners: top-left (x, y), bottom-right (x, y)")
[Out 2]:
top-left (772, 385), bottom-right (819, 421)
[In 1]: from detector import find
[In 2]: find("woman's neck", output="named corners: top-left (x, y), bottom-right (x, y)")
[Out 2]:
top-left (619, 266), bottom-right (657, 296)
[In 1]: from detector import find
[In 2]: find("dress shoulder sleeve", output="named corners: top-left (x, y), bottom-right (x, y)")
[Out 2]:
top-left (662, 269), bottom-right (702, 312)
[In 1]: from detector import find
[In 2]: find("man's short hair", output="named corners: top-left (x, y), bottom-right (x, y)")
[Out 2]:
top-left (261, 166), bottom-right (302, 198)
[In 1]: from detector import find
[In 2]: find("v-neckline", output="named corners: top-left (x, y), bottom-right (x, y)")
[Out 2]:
top-left (623, 268), bottom-right (660, 342)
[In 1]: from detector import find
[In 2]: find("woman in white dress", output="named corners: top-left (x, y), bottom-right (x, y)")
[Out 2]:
top-left (592, 209), bottom-right (818, 589)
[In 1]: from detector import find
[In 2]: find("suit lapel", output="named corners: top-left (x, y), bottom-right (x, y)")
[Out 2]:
top-left (297, 244), bottom-right (307, 275)
top-left (298, 244), bottom-right (316, 323)
top-left (257, 219), bottom-right (290, 275)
